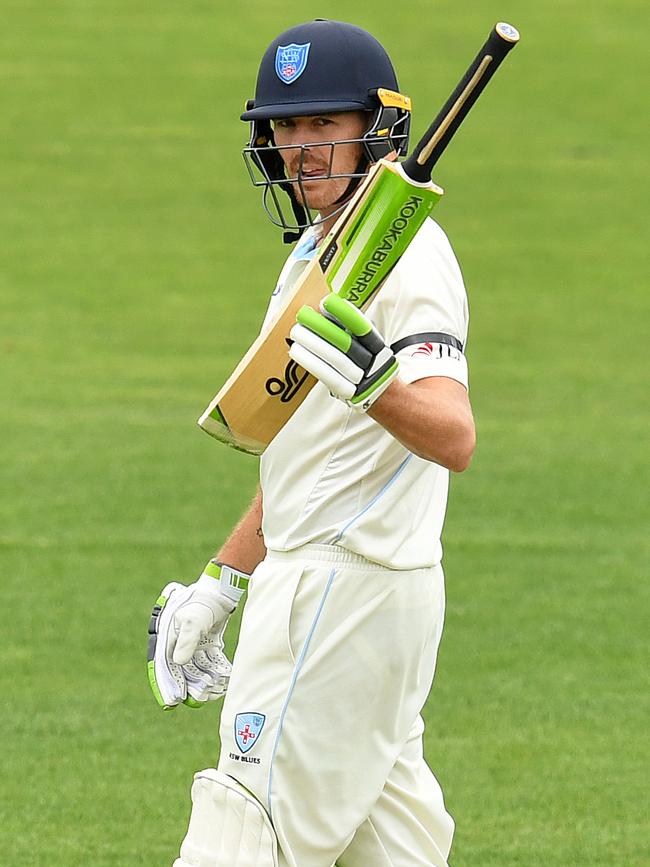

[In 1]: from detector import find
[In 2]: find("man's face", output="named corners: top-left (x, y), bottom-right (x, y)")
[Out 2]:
top-left (272, 111), bottom-right (368, 217)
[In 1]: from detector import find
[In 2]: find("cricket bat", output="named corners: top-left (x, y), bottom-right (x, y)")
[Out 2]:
top-left (200, 22), bottom-right (520, 454)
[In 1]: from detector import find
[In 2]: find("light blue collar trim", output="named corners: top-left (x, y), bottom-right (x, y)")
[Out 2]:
top-left (293, 231), bottom-right (320, 261)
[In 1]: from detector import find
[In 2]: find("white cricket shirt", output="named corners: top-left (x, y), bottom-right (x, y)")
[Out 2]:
top-left (259, 217), bottom-right (469, 570)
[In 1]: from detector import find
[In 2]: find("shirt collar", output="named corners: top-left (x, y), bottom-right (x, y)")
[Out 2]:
top-left (292, 228), bottom-right (321, 261)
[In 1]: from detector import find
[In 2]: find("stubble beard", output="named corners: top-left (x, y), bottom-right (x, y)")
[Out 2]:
top-left (291, 175), bottom-right (352, 218)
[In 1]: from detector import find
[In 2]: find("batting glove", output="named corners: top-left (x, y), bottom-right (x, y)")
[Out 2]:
top-left (146, 561), bottom-right (249, 710)
top-left (289, 294), bottom-right (399, 411)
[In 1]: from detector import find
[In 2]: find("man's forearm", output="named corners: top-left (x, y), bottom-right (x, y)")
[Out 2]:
top-left (369, 377), bottom-right (476, 472)
top-left (214, 488), bottom-right (266, 574)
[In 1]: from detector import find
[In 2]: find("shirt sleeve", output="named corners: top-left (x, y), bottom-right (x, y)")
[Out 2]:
top-left (375, 218), bottom-right (470, 389)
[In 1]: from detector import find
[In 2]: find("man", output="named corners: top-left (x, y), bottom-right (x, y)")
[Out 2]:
top-left (148, 19), bottom-right (475, 867)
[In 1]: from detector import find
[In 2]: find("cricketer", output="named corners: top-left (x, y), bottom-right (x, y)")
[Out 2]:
top-left (148, 19), bottom-right (476, 867)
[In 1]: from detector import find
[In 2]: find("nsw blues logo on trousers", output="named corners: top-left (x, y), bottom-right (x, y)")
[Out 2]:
top-left (275, 43), bottom-right (311, 84)
top-left (234, 712), bottom-right (266, 753)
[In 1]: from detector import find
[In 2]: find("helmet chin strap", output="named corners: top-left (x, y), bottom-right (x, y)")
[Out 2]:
top-left (323, 107), bottom-right (388, 212)
top-left (281, 183), bottom-right (307, 244)
top-left (330, 153), bottom-right (371, 207)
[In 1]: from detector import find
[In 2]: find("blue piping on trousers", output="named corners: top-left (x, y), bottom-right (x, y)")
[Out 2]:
top-left (267, 567), bottom-right (337, 814)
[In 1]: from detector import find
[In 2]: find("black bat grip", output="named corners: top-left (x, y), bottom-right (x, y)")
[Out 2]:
top-left (402, 22), bottom-right (520, 183)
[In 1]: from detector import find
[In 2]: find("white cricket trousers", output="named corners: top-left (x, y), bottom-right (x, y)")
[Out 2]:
top-left (217, 544), bottom-right (454, 867)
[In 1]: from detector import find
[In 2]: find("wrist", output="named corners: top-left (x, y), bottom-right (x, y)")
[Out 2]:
top-left (367, 376), bottom-right (402, 417)
top-left (348, 357), bottom-right (399, 411)
top-left (201, 560), bottom-right (251, 608)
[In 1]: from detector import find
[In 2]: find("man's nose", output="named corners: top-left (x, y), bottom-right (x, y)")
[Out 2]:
top-left (284, 132), bottom-right (318, 149)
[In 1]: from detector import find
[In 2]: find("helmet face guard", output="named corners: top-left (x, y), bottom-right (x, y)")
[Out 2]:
top-left (240, 20), bottom-right (411, 242)
top-left (242, 98), bottom-right (411, 240)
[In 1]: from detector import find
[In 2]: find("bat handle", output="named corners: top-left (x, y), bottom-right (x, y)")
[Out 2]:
top-left (402, 22), bottom-right (520, 183)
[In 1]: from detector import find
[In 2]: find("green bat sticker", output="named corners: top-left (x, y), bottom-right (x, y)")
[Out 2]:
top-left (319, 165), bottom-right (443, 308)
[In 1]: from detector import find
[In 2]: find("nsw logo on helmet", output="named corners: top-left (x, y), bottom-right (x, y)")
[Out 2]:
top-left (275, 42), bottom-right (311, 84)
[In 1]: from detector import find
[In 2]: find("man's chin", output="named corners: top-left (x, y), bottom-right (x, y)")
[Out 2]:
top-left (293, 185), bottom-right (323, 205)
top-left (296, 198), bottom-right (351, 224)
top-left (292, 181), bottom-right (347, 214)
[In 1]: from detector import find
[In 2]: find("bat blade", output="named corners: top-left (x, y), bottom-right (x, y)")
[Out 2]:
top-left (198, 258), bottom-right (329, 455)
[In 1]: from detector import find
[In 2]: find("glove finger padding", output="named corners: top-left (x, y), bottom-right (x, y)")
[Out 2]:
top-left (289, 324), bottom-right (364, 384)
top-left (187, 628), bottom-right (232, 702)
top-left (290, 294), bottom-right (399, 411)
top-left (147, 582), bottom-right (193, 710)
top-left (289, 340), bottom-right (357, 400)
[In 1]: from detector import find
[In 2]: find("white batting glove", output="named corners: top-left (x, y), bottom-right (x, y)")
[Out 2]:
top-left (289, 294), bottom-right (399, 411)
top-left (147, 561), bottom-right (249, 710)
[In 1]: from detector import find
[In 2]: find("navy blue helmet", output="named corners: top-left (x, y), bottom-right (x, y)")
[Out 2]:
top-left (241, 20), bottom-right (411, 241)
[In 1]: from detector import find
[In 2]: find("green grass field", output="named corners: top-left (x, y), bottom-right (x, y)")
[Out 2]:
top-left (2, 1), bottom-right (648, 864)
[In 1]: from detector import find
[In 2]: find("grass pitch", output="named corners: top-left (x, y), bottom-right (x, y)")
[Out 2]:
top-left (1, 1), bottom-right (648, 864)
